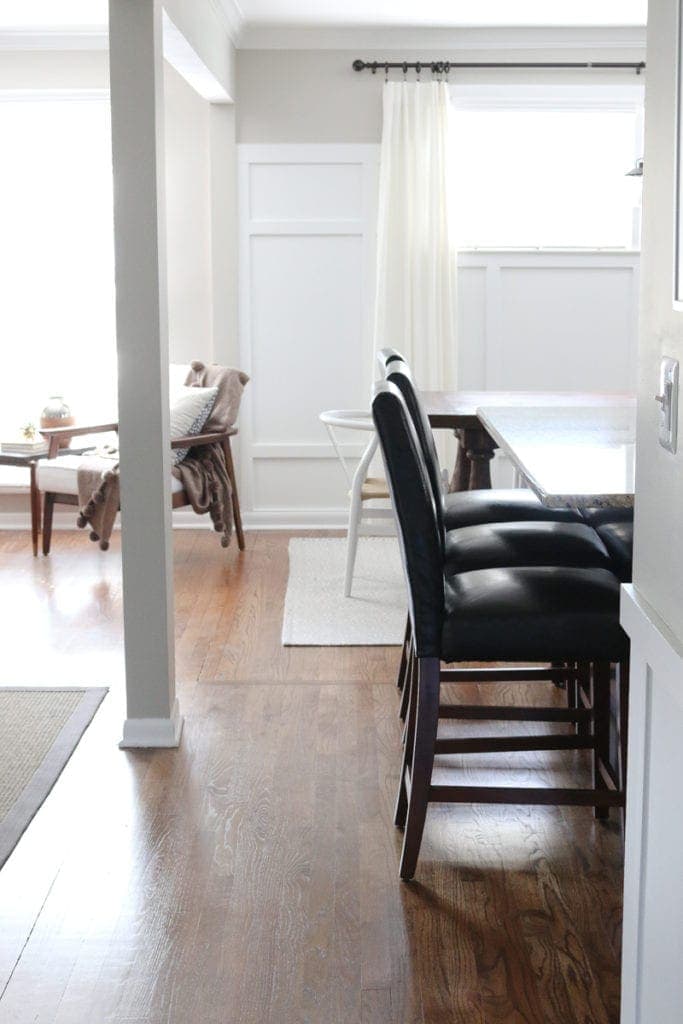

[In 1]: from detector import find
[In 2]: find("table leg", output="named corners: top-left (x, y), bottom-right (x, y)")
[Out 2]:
top-left (449, 426), bottom-right (497, 491)
top-left (30, 461), bottom-right (41, 557)
top-left (448, 429), bottom-right (472, 493)
top-left (466, 426), bottom-right (497, 490)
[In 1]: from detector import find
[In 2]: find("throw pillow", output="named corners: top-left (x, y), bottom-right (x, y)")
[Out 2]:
top-left (170, 385), bottom-right (218, 465)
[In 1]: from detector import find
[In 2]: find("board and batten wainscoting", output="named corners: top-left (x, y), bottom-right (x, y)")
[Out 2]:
top-left (237, 144), bottom-right (639, 530)
top-left (619, 585), bottom-right (683, 1022)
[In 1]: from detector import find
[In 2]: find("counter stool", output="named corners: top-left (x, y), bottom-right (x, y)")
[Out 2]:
top-left (373, 381), bottom-right (630, 881)
top-left (381, 357), bottom-right (622, 707)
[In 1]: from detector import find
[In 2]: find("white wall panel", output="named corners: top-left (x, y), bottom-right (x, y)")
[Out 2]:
top-left (492, 261), bottom-right (638, 390)
top-left (620, 585), bottom-right (683, 1024)
top-left (252, 457), bottom-right (355, 512)
top-left (239, 144), bottom-right (378, 527)
top-left (249, 161), bottom-right (363, 222)
top-left (249, 233), bottom-right (366, 442)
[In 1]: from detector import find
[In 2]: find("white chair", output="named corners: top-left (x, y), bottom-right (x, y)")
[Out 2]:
top-left (319, 409), bottom-right (394, 596)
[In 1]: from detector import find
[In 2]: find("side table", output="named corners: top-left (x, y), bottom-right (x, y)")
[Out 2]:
top-left (0, 446), bottom-right (94, 556)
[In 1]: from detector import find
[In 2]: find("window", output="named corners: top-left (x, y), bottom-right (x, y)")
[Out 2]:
top-left (450, 85), bottom-right (643, 250)
top-left (0, 95), bottom-right (117, 440)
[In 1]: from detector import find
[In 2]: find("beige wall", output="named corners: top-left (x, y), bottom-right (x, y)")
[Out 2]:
top-left (236, 46), bottom-right (645, 143)
top-left (209, 102), bottom-right (239, 367)
top-left (632, 0), bottom-right (683, 641)
top-left (164, 61), bottom-right (213, 364)
top-left (0, 50), bottom-right (108, 90)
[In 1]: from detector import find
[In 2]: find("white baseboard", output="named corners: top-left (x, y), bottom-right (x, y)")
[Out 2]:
top-left (119, 697), bottom-right (184, 749)
top-left (0, 507), bottom-right (373, 532)
top-left (242, 507), bottom-right (350, 530)
top-left (0, 511), bottom-right (83, 531)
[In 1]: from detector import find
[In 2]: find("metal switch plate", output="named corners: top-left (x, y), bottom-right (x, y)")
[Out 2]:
top-left (656, 356), bottom-right (679, 453)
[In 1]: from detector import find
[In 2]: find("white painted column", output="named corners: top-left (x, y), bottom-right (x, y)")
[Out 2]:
top-left (109, 0), bottom-right (182, 748)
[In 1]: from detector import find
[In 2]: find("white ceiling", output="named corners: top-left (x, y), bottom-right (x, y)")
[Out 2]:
top-left (234, 0), bottom-right (648, 28)
top-left (0, 0), bottom-right (648, 31)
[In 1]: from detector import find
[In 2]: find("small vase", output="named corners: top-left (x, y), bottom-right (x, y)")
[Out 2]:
top-left (40, 396), bottom-right (74, 449)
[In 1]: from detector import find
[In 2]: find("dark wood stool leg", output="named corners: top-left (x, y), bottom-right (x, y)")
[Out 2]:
top-left (565, 661), bottom-right (578, 710)
top-left (30, 461), bottom-right (41, 557)
top-left (397, 616), bottom-right (411, 690)
top-left (576, 661), bottom-right (592, 736)
top-left (395, 653), bottom-right (418, 828)
top-left (553, 660), bottom-right (568, 691)
top-left (399, 657), bottom-right (440, 881)
top-left (42, 492), bottom-right (55, 556)
top-left (399, 645), bottom-right (413, 723)
top-left (222, 437), bottom-right (245, 551)
top-left (592, 661), bottom-right (611, 820)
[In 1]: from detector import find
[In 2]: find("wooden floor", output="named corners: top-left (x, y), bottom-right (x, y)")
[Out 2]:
top-left (0, 530), bottom-right (623, 1023)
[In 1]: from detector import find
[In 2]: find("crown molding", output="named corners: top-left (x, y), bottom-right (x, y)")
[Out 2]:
top-left (0, 21), bottom-right (646, 56)
top-left (237, 24), bottom-right (647, 53)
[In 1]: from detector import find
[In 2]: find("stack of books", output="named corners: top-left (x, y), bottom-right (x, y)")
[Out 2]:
top-left (1, 438), bottom-right (49, 456)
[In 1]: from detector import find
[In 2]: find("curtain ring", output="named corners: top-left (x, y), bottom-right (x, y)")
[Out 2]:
top-left (416, 61), bottom-right (422, 79)
top-left (385, 62), bottom-right (389, 82)
top-left (402, 62), bottom-right (408, 77)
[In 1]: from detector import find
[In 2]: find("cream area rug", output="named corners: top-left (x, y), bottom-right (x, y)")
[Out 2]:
top-left (282, 537), bottom-right (406, 646)
top-left (0, 687), bottom-right (107, 867)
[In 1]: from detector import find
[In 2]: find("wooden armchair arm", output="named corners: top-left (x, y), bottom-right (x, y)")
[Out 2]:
top-left (40, 422), bottom-right (119, 458)
top-left (171, 427), bottom-right (238, 450)
top-left (40, 422), bottom-right (119, 439)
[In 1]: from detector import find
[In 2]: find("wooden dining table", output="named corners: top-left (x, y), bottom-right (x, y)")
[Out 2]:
top-left (424, 390), bottom-right (636, 495)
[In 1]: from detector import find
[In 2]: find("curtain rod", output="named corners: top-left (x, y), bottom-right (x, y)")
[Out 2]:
top-left (352, 59), bottom-right (645, 75)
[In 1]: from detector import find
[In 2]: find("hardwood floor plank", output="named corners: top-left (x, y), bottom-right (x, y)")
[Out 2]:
top-left (0, 530), bottom-right (623, 1023)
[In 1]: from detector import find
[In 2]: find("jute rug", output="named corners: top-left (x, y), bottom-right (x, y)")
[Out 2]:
top-left (0, 687), bottom-right (107, 868)
top-left (282, 536), bottom-right (406, 646)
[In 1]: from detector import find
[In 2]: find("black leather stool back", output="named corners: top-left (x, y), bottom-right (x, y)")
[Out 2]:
top-left (373, 381), bottom-right (445, 657)
top-left (376, 347), bottom-right (407, 377)
top-left (383, 360), bottom-right (447, 538)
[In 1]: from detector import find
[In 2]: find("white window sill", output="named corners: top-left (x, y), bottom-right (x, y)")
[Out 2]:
top-left (458, 246), bottom-right (641, 255)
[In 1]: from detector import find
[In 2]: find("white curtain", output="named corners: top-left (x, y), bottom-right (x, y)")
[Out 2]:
top-left (373, 81), bottom-right (457, 392)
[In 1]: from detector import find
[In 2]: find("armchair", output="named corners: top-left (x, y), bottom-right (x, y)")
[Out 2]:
top-left (32, 365), bottom-right (246, 555)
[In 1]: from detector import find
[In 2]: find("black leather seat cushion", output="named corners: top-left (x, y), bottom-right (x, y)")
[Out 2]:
top-left (596, 521), bottom-right (634, 582)
top-left (580, 505), bottom-right (634, 528)
top-left (444, 521), bottom-right (612, 575)
top-left (444, 488), bottom-right (583, 530)
top-left (442, 566), bottom-right (628, 663)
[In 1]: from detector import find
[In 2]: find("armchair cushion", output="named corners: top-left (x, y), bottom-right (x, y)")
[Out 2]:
top-left (170, 385), bottom-right (218, 464)
top-left (36, 454), bottom-right (185, 495)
